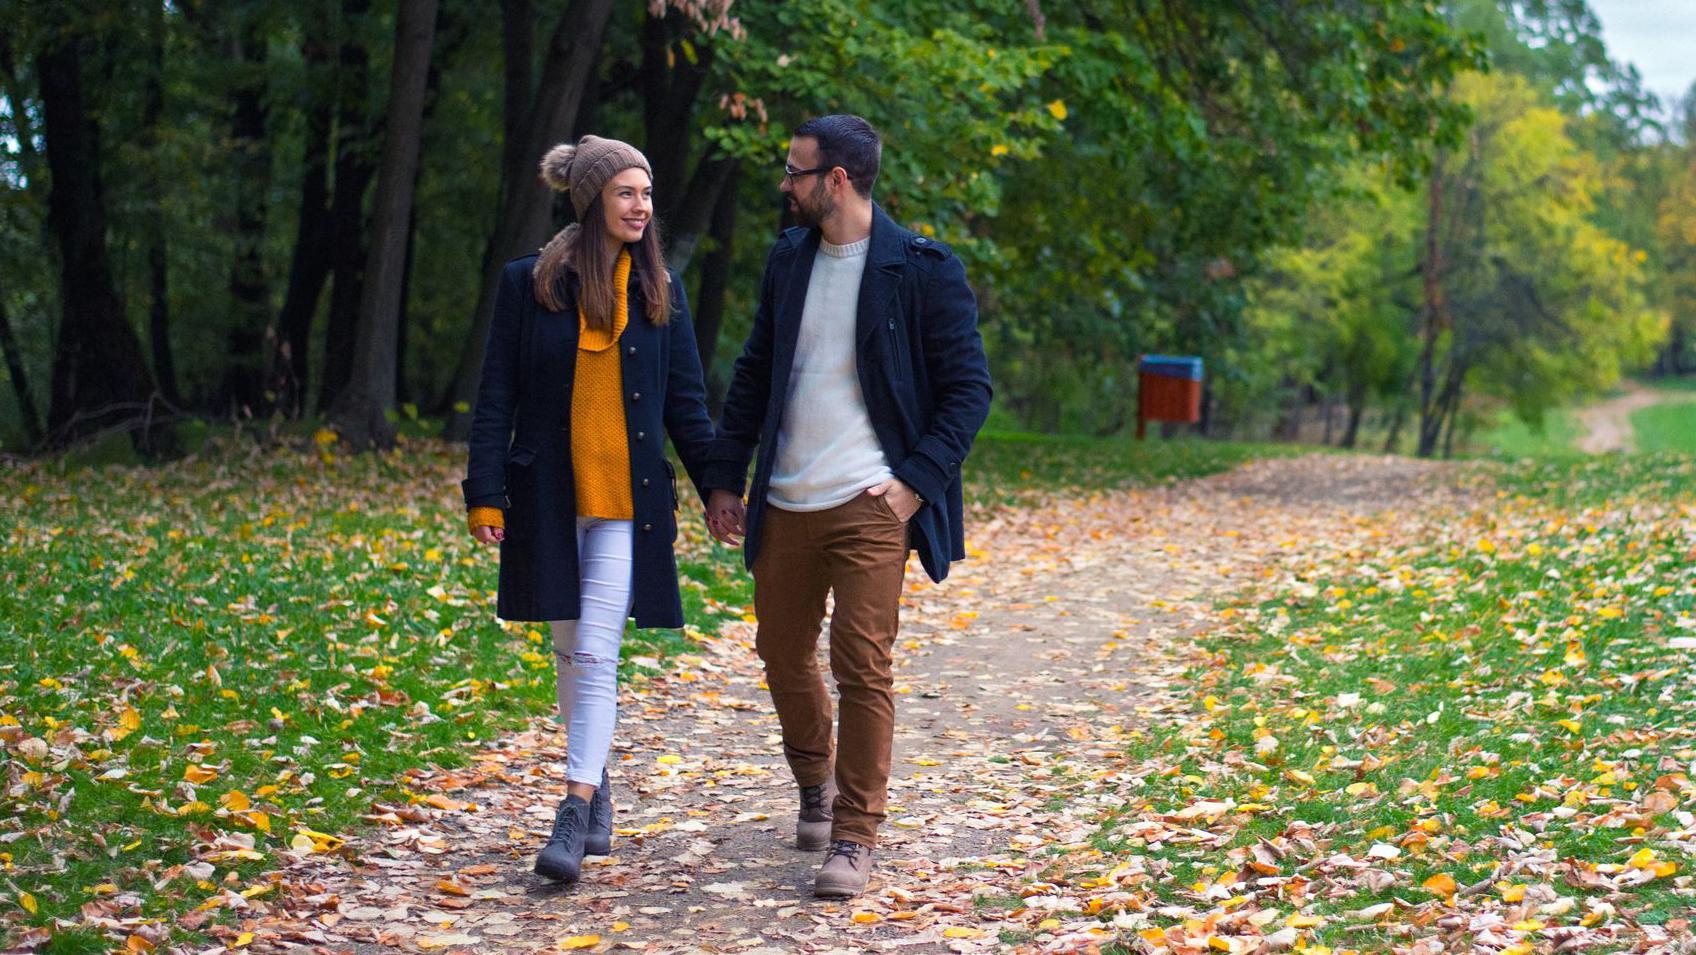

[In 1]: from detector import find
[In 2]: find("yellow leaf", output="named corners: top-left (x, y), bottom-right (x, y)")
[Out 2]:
top-left (1512, 920), bottom-right (1544, 931)
top-left (1047, 99), bottom-right (1068, 120)
top-left (110, 706), bottom-right (142, 741)
top-left (1499, 883), bottom-right (1526, 902)
top-left (1651, 861), bottom-right (1678, 877)
top-left (1208, 938), bottom-right (1233, 952)
top-left (656, 755), bottom-right (682, 766)
top-left (1628, 847), bottom-right (1656, 868)
top-left (436, 878), bottom-right (469, 897)
top-left (943, 927), bottom-right (986, 939)
top-left (990, 143), bottom-right (1010, 158)
top-left (19, 891), bottom-right (36, 914)
top-left (1557, 719), bottom-right (1582, 735)
top-left (184, 764), bottom-right (219, 784)
top-left (559, 936), bottom-right (601, 950)
top-left (126, 937), bottom-right (155, 953)
top-left (233, 933), bottom-right (255, 947)
top-left (221, 790), bottom-right (251, 812)
top-left (424, 794), bottom-right (471, 812)
top-left (1422, 873), bottom-right (1457, 897)
top-left (1286, 914), bottom-right (1325, 928)
top-left (611, 922), bottom-right (631, 932)
top-left (851, 911), bottom-right (882, 923)
top-left (1038, 918), bottom-right (1060, 930)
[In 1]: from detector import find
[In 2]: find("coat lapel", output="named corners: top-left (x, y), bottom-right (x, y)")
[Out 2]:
top-left (771, 229), bottom-right (820, 404)
top-left (856, 205), bottom-right (906, 346)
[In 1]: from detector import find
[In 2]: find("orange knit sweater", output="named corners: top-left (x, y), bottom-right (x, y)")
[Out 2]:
top-left (570, 250), bottom-right (634, 519)
top-left (468, 250), bottom-right (633, 532)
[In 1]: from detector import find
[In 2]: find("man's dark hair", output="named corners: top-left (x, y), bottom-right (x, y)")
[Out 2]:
top-left (794, 114), bottom-right (881, 198)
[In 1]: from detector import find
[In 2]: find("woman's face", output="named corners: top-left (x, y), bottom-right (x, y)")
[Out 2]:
top-left (601, 168), bottom-right (653, 246)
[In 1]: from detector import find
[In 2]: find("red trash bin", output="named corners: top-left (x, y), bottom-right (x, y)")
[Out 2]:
top-left (1136, 354), bottom-right (1203, 439)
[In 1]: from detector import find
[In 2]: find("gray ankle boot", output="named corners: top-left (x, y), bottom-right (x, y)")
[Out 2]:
top-left (586, 768), bottom-right (613, 856)
top-left (796, 778), bottom-right (836, 851)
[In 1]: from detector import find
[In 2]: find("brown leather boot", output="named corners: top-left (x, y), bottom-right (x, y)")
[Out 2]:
top-left (796, 778), bottom-right (836, 851)
top-left (813, 839), bottom-right (873, 897)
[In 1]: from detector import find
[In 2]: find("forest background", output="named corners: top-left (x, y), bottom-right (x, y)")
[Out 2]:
top-left (2, 0), bottom-right (1692, 458)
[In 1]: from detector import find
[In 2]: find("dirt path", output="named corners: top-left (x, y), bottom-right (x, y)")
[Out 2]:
top-left (272, 455), bottom-right (1470, 954)
top-left (1574, 381), bottom-right (1694, 454)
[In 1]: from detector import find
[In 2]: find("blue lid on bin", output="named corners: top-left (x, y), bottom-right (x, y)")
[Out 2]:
top-left (1139, 354), bottom-right (1204, 380)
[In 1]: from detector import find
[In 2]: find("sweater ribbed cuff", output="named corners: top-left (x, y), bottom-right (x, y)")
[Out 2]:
top-left (467, 506), bottom-right (505, 534)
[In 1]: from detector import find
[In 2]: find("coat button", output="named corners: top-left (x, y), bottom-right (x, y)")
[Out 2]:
top-left (642, 478), bottom-right (650, 487)
top-left (636, 431), bottom-right (645, 440)
top-left (642, 523), bottom-right (652, 532)
top-left (631, 391), bottom-right (641, 401)
top-left (627, 345), bottom-right (636, 355)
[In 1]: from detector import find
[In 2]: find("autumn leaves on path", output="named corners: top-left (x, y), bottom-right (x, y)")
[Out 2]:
top-left (280, 455), bottom-right (1464, 953)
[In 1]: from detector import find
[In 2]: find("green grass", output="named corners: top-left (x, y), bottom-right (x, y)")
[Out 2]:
top-left (1061, 453), bottom-right (1696, 948)
top-left (0, 429), bottom-right (1281, 946)
top-left (0, 434), bottom-right (748, 945)
top-left (1629, 396), bottom-right (1696, 453)
top-left (1469, 406), bottom-right (1583, 458)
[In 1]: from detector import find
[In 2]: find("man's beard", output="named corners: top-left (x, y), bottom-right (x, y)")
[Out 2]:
top-left (790, 180), bottom-right (834, 228)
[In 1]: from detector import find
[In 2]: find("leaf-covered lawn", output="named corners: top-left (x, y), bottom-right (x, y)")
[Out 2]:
top-left (1057, 454), bottom-right (1696, 953)
top-left (0, 431), bottom-right (1269, 948)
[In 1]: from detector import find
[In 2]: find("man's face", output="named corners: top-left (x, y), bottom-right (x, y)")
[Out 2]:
top-left (781, 137), bottom-right (834, 228)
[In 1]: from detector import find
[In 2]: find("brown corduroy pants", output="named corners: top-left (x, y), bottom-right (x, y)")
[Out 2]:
top-left (752, 491), bottom-right (909, 849)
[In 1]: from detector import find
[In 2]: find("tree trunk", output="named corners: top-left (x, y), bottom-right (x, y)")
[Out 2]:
top-left (318, 0), bottom-right (376, 414)
top-left (1339, 379), bottom-right (1368, 449)
top-left (330, 0), bottom-right (438, 449)
top-left (276, 1), bottom-right (337, 418)
top-left (693, 159), bottom-right (740, 409)
top-left (0, 274), bottom-right (43, 446)
top-left (440, 0), bottom-right (617, 439)
top-left (142, 0), bottom-right (179, 407)
top-left (642, 7), bottom-right (715, 227)
top-left (1382, 398), bottom-right (1407, 455)
top-left (38, 25), bottom-right (160, 449)
top-left (217, 6), bottom-right (275, 418)
top-left (1416, 153), bottom-right (1449, 459)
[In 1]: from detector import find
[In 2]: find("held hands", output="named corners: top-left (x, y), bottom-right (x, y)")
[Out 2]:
top-left (705, 489), bottom-right (746, 547)
top-left (866, 478), bottom-right (922, 522)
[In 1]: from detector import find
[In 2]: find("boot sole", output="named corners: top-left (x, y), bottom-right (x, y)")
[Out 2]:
top-left (533, 857), bottom-right (581, 884)
top-left (812, 877), bottom-right (867, 898)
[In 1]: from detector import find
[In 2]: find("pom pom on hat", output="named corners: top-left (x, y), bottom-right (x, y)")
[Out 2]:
top-left (539, 143), bottom-right (577, 192)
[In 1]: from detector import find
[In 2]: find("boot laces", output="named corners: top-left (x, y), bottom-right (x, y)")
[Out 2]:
top-left (549, 798), bottom-right (585, 843)
top-left (801, 783), bottom-right (831, 814)
top-left (825, 839), bottom-right (863, 862)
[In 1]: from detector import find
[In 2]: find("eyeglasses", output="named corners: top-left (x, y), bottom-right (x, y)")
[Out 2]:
top-left (783, 164), bottom-right (830, 182)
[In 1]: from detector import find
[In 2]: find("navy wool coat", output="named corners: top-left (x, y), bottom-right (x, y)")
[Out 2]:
top-left (461, 254), bottom-right (715, 629)
top-left (701, 205), bottom-right (993, 582)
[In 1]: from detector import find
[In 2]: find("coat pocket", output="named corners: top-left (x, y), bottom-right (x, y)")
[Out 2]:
top-left (885, 312), bottom-right (912, 384)
top-left (503, 446), bottom-right (537, 538)
top-left (662, 459), bottom-right (680, 511)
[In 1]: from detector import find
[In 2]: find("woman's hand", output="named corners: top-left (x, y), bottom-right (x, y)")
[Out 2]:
top-left (705, 489), bottom-right (746, 546)
top-left (472, 524), bottom-right (505, 544)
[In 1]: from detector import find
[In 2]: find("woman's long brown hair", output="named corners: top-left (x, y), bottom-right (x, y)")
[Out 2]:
top-left (533, 194), bottom-right (670, 328)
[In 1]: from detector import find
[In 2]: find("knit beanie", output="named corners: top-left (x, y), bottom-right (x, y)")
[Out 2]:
top-left (539, 136), bottom-right (654, 220)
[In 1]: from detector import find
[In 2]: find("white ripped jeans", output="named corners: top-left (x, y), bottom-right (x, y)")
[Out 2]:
top-left (548, 517), bottom-right (633, 786)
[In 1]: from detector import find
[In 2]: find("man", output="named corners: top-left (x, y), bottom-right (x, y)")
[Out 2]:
top-left (700, 114), bottom-right (991, 898)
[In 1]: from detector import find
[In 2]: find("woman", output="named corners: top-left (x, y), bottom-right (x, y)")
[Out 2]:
top-left (462, 135), bottom-right (716, 885)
